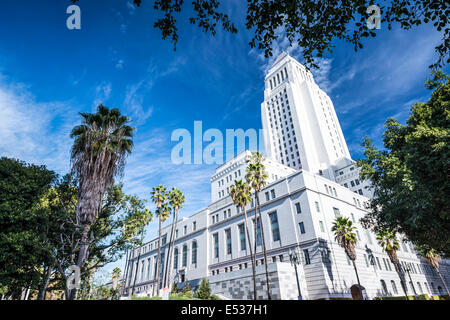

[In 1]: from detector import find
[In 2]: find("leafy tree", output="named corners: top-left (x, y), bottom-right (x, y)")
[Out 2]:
top-left (150, 185), bottom-right (170, 297)
top-left (194, 278), bottom-right (212, 300)
top-left (245, 151), bottom-right (271, 299)
top-left (415, 245), bottom-right (450, 295)
top-left (181, 282), bottom-right (192, 297)
top-left (0, 157), bottom-right (55, 299)
top-left (375, 229), bottom-right (408, 298)
top-left (164, 188), bottom-right (185, 288)
top-left (69, 105), bottom-right (134, 299)
top-left (230, 179), bottom-right (257, 300)
top-left (71, 0), bottom-right (448, 69)
top-left (358, 70), bottom-right (450, 257)
top-left (332, 216), bottom-right (363, 299)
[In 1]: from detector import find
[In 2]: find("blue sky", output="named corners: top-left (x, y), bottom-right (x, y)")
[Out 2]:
top-left (0, 0), bottom-right (447, 278)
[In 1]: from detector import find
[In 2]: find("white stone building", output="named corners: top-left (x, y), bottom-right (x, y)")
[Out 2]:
top-left (122, 53), bottom-right (449, 300)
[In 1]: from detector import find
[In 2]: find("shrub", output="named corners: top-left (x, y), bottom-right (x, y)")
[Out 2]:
top-left (431, 295), bottom-right (440, 300)
top-left (439, 295), bottom-right (449, 300)
top-left (194, 278), bottom-right (212, 300)
top-left (416, 294), bottom-right (429, 300)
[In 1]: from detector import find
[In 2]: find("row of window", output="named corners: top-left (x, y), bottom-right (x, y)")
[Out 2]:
top-left (211, 254), bottom-right (287, 276)
top-left (268, 67), bottom-right (288, 90)
top-left (212, 212), bottom-right (281, 258)
top-left (380, 279), bottom-right (444, 296)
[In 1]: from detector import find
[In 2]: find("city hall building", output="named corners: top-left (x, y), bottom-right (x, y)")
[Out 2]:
top-left (122, 52), bottom-right (450, 300)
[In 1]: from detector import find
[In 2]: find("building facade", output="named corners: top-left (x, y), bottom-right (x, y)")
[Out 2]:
top-left (122, 53), bottom-right (449, 300)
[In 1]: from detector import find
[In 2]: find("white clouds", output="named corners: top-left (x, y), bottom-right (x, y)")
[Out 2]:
top-left (93, 82), bottom-right (112, 109)
top-left (0, 75), bottom-right (77, 174)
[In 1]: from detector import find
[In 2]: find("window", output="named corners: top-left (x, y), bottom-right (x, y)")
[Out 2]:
top-left (269, 212), bottom-right (280, 241)
top-left (417, 282), bottom-right (423, 293)
top-left (299, 222), bottom-right (306, 234)
top-left (184, 225), bottom-right (187, 235)
top-left (365, 230), bottom-right (373, 245)
top-left (350, 213), bottom-right (355, 223)
top-left (363, 254), bottom-right (369, 267)
top-left (213, 233), bottom-right (219, 258)
top-left (380, 280), bottom-right (388, 295)
top-left (192, 241), bottom-right (197, 265)
top-left (193, 221), bottom-right (197, 231)
top-left (303, 249), bottom-right (311, 265)
top-left (319, 221), bottom-right (325, 232)
top-left (225, 228), bottom-right (232, 255)
top-left (238, 224), bottom-right (246, 250)
top-left (333, 207), bottom-right (341, 218)
top-left (376, 257), bottom-right (382, 270)
top-left (315, 201), bottom-right (320, 212)
top-left (182, 245), bottom-right (188, 267)
top-left (295, 202), bottom-right (302, 214)
top-left (391, 280), bottom-right (398, 294)
top-left (173, 248), bottom-right (179, 269)
top-left (271, 189), bottom-right (276, 199)
top-left (254, 218), bottom-right (262, 246)
top-left (162, 234), bottom-right (167, 245)
top-left (265, 192), bottom-right (270, 201)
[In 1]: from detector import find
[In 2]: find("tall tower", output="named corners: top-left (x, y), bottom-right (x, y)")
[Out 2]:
top-left (261, 52), bottom-right (353, 180)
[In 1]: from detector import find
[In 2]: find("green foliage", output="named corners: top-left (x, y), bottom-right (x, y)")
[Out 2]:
top-left (0, 157), bottom-right (56, 298)
top-left (194, 278), bottom-right (212, 300)
top-left (358, 71), bottom-right (450, 257)
top-left (72, 0), bottom-right (448, 69)
top-left (171, 282), bottom-right (178, 294)
top-left (181, 282), bottom-right (192, 298)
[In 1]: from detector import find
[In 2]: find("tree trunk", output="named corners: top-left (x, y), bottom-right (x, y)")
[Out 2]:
top-left (131, 232), bottom-right (144, 296)
top-left (155, 217), bottom-right (162, 297)
top-left (256, 193), bottom-right (271, 300)
top-left (165, 208), bottom-right (179, 288)
top-left (252, 203), bottom-right (258, 299)
top-left (67, 223), bottom-right (91, 300)
top-left (37, 265), bottom-right (53, 300)
top-left (351, 259), bottom-right (363, 300)
top-left (243, 207), bottom-right (257, 301)
top-left (121, 248), bottom-right (130, 296)
top-left (436, 267), bottom-right (450, 296)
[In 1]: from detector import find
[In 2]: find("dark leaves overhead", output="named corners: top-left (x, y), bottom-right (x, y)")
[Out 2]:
top-left (69, 0), bottom-right (448, 69)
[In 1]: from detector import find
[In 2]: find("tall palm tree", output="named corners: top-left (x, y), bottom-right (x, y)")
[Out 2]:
top-left (164, 188), bottom-right (185, 288)
top-left (245, 151), bottom-right (271, 300)
top-left (230, 179), bottom-right (257, 300)
top-left (376, 229), bottom-right (408, 298)
top-left (151, 185), bottom-right (169, 297)
top-left (332, 216), bottom-right (363, 299)
top-left (130, 208), bottom-right (152, 296)
top-left (416, 245), bottom-right (450, 295)
top-left (69, 105), bottom-right (134, 299)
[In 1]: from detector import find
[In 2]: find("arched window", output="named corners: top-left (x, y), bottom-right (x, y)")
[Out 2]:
top-left (391, 280), bottom-right (398, 295)
top-left (192, 241), bottom-right (198, 265)
top-left (380, 280), bottom-right (388, 295)
top-left (174, 248), bottom-right (179, 270)
top-left (182, 245), bottom-right (188, 267)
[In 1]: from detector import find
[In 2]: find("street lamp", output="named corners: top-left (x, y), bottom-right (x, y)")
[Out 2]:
top-left (288, 247), bottom-right (303, 300)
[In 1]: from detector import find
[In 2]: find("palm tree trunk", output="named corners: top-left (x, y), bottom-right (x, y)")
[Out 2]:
top-left (155, 217), bottom-right (162, 297)
top-left (166, 209), bottom-right (179, 288)
top-left (243, 207), bottom-right (257, 300)
top-left (163, 208), bottom-right (177, 288)
top-left (256, 193), bottom-right (271, 300)
top-left (67, 223), bottom-right (91, 300)
top-left (131, 232), bottom-right (144, 296)
top-left (394, 262), bottom-right (409, 299)
top-left (351, 259), bottom-right (363, 300)
top-left (252, 204), bottom-right (258, 299)
top-left (436, 267), bottom-right (450, 296)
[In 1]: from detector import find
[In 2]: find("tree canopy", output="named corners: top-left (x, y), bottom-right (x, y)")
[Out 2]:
top-left (358, 70), bottom-right (450, 257)
top-left (71, 0), bottom-right (448, 69)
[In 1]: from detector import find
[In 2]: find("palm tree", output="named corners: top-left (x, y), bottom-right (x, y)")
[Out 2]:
top-left (130, 208), bottom-right (152, 296)
top-left (151, 185), bottom-right (169, 297)
top-left (245, 151), bottom-right (271, 300)
top-left (164, 188), bottom-right (185, 288)
top-left (416, 245), bottom-right (450, 296)
top-left (376, 229), bottom-right (408, 298)
top-left (230, 179), bottom-right (257, 300)
top-left (69, 105), bottom-right (134, 299)
top-left (332, 216), bottom-right (363, 299)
